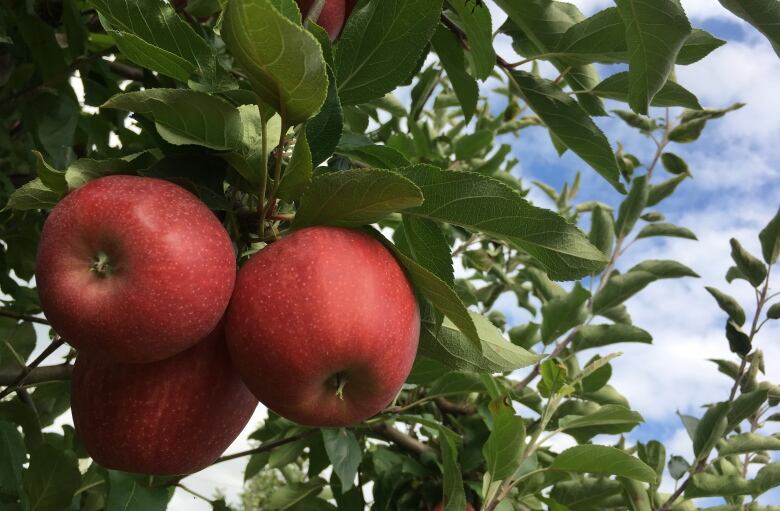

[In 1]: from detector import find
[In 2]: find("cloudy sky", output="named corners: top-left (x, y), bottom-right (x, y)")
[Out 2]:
top-left (34, 0), bottom-right (779, 508)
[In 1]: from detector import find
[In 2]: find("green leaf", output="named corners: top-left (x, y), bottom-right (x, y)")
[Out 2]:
top-left (497, 0), bottom-right (606, 116)
top-left (225, 106), bottom-right (282, 184)
top-left (726, 320), bottom-right (751, 356)
top-left (223, 0), bottom-right (328, 125)
top-left (615, 175), bottom-right (648, 238)
top-left (730, 238), bottom-right (768, 287)
top-left (397, 165), bottom-right (609, 280)
top-left (647, 174), bottom-right (688, 207)
top-left (541, 283), bottom-right (590, 342)
top-left (728, 389), bottom-right (768, 431)
top-left (106, 471), bottom-right (170, 511)
top-left (509, 71), bottom-right (623, 192)
top-left (590, 206), bottom-right (616, 256)
top-left (592, 260), bottom-right (699, 314)
top-left (615, 0), bottom-right (691, 114)
top-left (718, 433), bottom-right (780, 456)
top-left (268, 478), bottom-right (326, 510)
top-left (550, 445), bottom-right (657, 484)
top-left (637, 440), bottom-right (666, 481)
top-left (660, 152), bottom-right (690, 175)
top-left (686, 473), bottom-right (753, 498)
top-left (23, 443), bottom-right (80, 511)
top-left (619, 477), bottom-right (652, 511)
top-left (335, 0), bottom-right (443, 105)
top-left (676, 29), bottom-right (726, 65)
top-left (758, 206), bottom-right (780, 264)
top-left (754, 462), bottom-right (780, 496)
top-left (705, 287), bottom-right (746, 326)
top-left (454, 130), bottom-right (494, 161)
top-left (3, 178), bottom-right (61, 211)
top-left (278, 127), bottom-right (313, 202)
top-left (103, 89), bottom-right (242, 151)
top-left (308, 68), bottom-right (343, 167)
top-left (417, 313), bottom-right (541, 374)
top-left (549, 477), bottom-right (623, 509)
top-left (0, 421), bottom-right (26, 501)
top-left (394, 252), bottom-right (479, 346)
top-left (447, 0), bottom-right (495, 80)
top-left (613, 110), bottom-right (655, 132)
top-left (636, 223), bottom-right (697, 241)
top-left (322, 429), bottom-right (361, 492)
top-left (668, 455), bottom-right (690, 480)
top-left (558, 404), bottom-right (643, 431)
top-left (767, 302), bottom-right (780, 320)
top-left (398, 216), bottom-right (454, 287)
top-left (397, 416), bottom-right (465, 511)
top-left (0, 318), bottom-right (36, 370)
top-left (91, 0), bottom-right (229, 90)
top-left (293, 169), bottom-right (424, 228)
top-left (592, 72), bottom-right (701, 110)
top-left (337, 145), bottom-right (411, 169)
top-left (693, 402), bottom-right (731, 460)
top-left (483, 400), bottom-right (525, 481)
top-left (31, 151), bottom-right (66, 194)
top-left (718, 0), bottom-right (780, 57)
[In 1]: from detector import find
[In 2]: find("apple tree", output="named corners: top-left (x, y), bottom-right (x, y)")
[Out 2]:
top-left (1, 0), bottom-right (780, 510)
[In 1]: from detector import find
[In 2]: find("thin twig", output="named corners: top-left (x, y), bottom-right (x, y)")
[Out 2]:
top-left (659, 267), bottom-right (772, 511)
top-left (0, 336), bottom-right (65, 399)
top-left (0, 310), bottom-right (50, 325)
top-left (213, 431), bottom-right (313, 464)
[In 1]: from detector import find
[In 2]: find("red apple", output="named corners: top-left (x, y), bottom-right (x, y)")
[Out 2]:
top-left (433, 503), bottom-right (475, 511)
top-left (36, 175), bottom-right (236, 363)
top-left (226, 226), bottom-right (420, 427)
top-left (71, 324), bottom-right (257, 475)
top-left (297, 0), bottom-right (357, 40)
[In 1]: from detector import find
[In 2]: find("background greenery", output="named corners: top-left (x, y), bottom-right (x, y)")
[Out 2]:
top-left (1, 0), bottom-right (780, 510)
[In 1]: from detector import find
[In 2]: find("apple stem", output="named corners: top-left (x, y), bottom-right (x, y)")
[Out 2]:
top-left (332, 372), bottom-right (348, 400)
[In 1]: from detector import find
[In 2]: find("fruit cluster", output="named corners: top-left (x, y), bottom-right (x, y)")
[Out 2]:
top-left (36, 176), bottom-right (420, 476)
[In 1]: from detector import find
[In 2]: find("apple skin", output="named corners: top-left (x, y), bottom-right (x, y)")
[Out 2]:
top-left (433, 504), bottom-right (475, 511)
top-left (225, 226), bottom-right (420, 427)
top-left (36, 175), bottom-right (236, 363)
top-left (297, 0), bottom-right (359, 40)
top-left (71, 324), bottom-right (258, 476)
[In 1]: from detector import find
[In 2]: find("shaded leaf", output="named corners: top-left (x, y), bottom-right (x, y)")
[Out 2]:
top-left (397, 165), bottom-right (609, 281)
top-left (293, 169), bottom-right (423, 228)
top-left (336, 0), bottom-right (443, 105)
top-left (223, 0), bottom-right (328, 124)
top-left (550, 445), bottom-right (657, 484)
top-left (509, 71), bottom-right (623, 192)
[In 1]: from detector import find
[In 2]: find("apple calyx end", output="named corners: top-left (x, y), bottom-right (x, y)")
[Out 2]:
top-left (90, 252), bottom-right (114, 277)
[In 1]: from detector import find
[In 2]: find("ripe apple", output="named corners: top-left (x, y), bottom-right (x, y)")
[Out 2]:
top-left (36, 175), bottom-right (236, 363)
top-left (71, 324), bottom-right (257, 475)
top-left (433, 503), bottom-right (475, 511)
top-left (297, 0), bottom-right (359, 40)
top-left (226, 226), bottom-right (420, 427)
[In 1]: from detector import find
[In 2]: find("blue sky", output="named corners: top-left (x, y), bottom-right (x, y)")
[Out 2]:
top-left (486, 1), bottom-right (780, 506)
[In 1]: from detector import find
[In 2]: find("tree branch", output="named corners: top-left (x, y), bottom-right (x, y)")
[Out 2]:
top-left (105, 60), bottom-right (145, 82)
top-left (0, 364), bottom-right (72, 386)
top-left (0, 310), bottom-right (50, 325)
top-left (213, 431), bottom-right (314, 464)
top-left (435, 397), bottom-right (476, 415)
top-left (369, 423), bottom-right (433, 454)
top-left (0, 336), bottom-right (65, 399)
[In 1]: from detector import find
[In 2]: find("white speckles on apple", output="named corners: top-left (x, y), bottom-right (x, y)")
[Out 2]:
top-left (36, 175), bottom-right (237, 363)
top-left (226, 226), bottom-right (420, 427)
